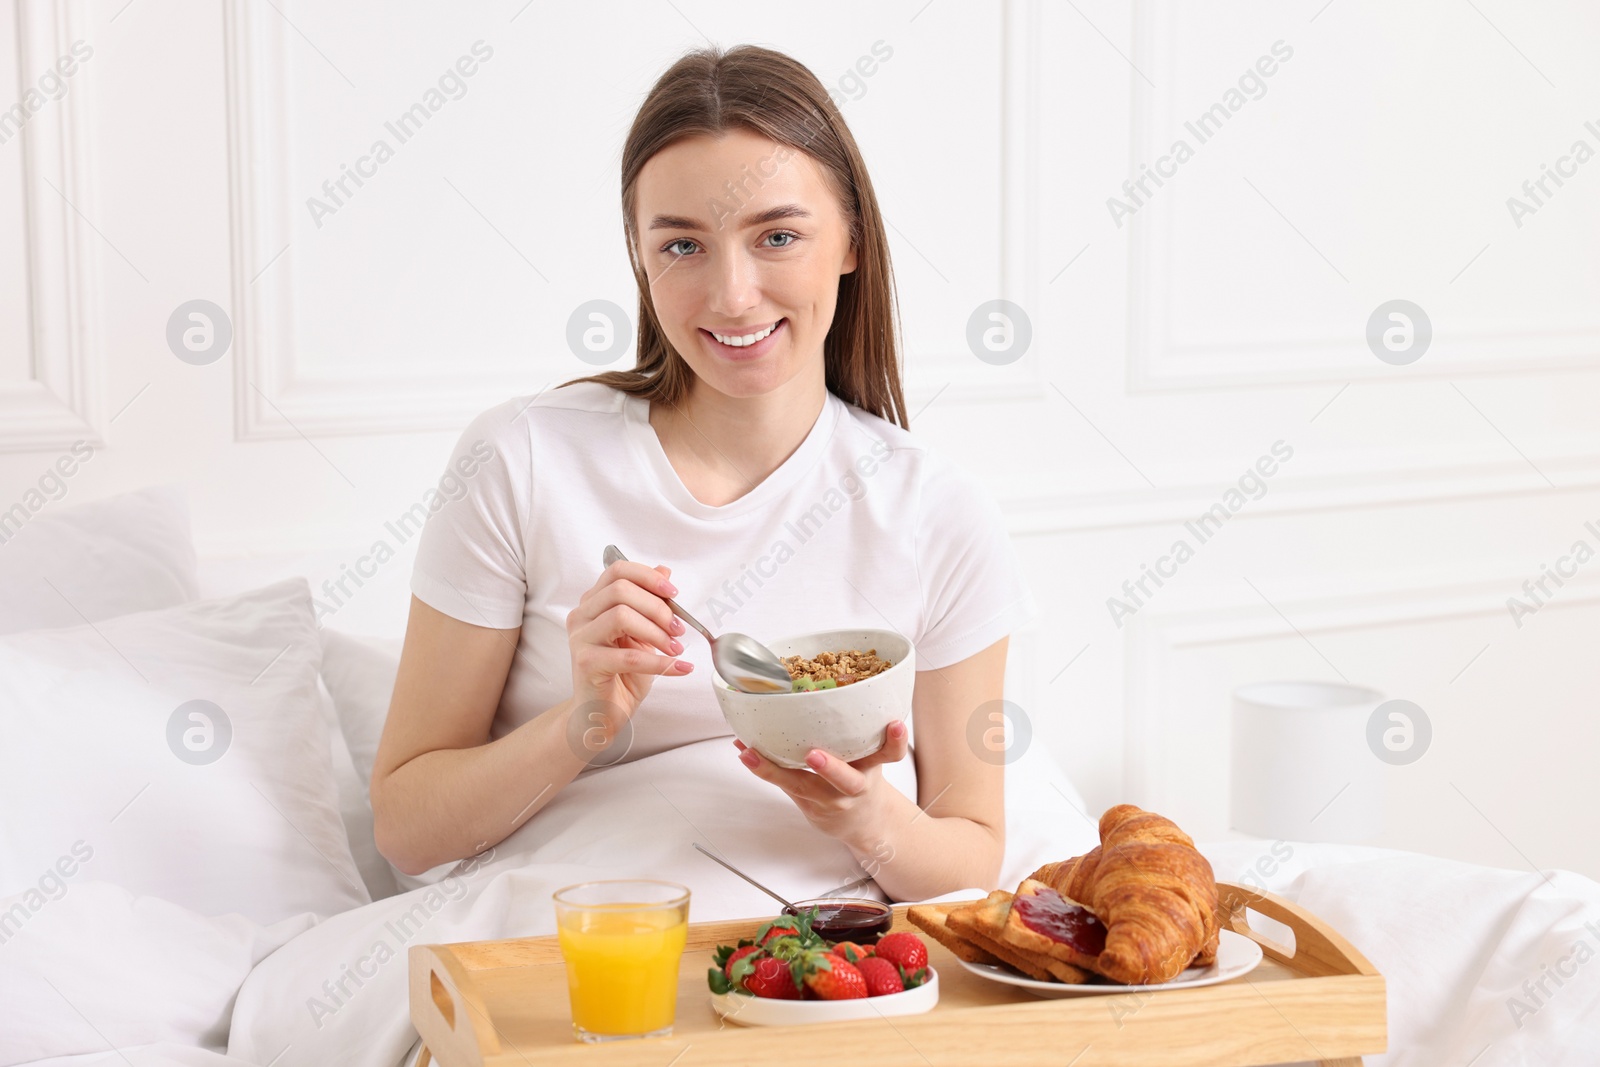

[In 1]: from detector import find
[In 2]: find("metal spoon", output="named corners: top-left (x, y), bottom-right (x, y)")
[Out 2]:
top-left (602, 545), bottom-right (792, 694)
top-left (693, 843), bottom-right (797, 911)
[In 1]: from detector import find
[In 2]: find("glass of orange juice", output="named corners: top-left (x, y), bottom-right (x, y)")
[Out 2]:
top-left (553, 879), bottom-right (691, 1043)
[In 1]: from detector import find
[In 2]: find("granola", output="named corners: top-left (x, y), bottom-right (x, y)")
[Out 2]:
top-left (780, 648), bottom-right (894, 689)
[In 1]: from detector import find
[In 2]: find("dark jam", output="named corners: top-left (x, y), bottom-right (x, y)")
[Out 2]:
top-left (782, 902), bottom-right (894, 944)
top-left (1012, 887), bottom-right (1107, 957)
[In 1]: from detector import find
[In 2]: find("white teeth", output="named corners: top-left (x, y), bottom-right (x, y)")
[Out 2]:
top-left (711, 320), bottom-right (779, 347)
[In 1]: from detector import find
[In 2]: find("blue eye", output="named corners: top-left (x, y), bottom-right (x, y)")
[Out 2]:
top-left (657, 230), bottom-right (802, 257)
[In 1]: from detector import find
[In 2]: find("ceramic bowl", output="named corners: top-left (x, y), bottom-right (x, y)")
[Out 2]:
top-left (713, 628), bottom-right (913, 770)
top-left (709, 966), bottom-right (938, 1026)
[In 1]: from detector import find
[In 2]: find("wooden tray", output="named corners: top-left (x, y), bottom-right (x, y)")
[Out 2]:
top-left (409, 882), bottom-right (1385, 1067)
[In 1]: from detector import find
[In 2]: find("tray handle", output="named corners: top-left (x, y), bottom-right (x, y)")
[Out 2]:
top-left (1215, 881), bottom-right (1378, 978)
top-left (408, 944), bottom-right (503, 1066)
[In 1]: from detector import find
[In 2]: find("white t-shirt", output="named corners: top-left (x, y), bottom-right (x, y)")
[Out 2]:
top-left (408, 379), bottom-right (1039, 768)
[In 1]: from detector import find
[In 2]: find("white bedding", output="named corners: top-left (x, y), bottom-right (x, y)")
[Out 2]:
top-left (13, 760), bottom-right (1600, 1067)
top-left (10, 729), bottom-right (1599, 1066)
top-left (202, 738), bottom-right (1589, 1067)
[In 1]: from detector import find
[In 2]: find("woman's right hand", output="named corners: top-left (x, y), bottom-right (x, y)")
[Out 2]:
top-left (566, 559), bottom-right (694, 736)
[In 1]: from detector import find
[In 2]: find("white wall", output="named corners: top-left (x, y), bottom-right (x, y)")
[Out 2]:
top-left (2, 0), bottom-right (1596, 880)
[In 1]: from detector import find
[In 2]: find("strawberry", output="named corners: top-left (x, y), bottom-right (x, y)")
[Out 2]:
top-left (741, 955), bottom-right (802, 999)
top-left (873, 931), bottom-right (928, 972)
top-left (856, 956), bottom-right (905, 996)
top-left (758, 918), bottom-right (807, 946)
top-left (802, 951), bottom-right (868, 1000)
top-left (829, 940), bottom-right (873, 963)
top-left (723, 944), bottom-right (761, 980)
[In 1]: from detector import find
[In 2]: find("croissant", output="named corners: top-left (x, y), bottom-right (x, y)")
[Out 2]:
top-left (1026, 804), bottom-right (1220, 984)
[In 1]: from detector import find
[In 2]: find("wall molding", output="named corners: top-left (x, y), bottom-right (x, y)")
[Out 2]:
top-left (999, 447), bottom-right (1600, 536)
top-left (222, 0), bottom-right (590, 440)
top-left (1122, 0), bottom-right (1600, 394)
top-left (897, 0), bottom-right (1049, 417)
top-left (1, 0), bottom-right (103, 454)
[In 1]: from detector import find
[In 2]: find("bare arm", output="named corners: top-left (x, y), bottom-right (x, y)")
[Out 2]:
top-left (369, 595), bottom-right (588, 875)
top-left (841, 636), bottom-right (1009, 898)
top-left (372, 556), bottom-right (689, 875)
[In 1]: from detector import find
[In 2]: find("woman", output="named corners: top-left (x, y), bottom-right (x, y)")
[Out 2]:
top-left (370, 44), bottom-right (1038, 902)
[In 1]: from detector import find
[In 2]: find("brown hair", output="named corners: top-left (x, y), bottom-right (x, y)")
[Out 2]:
top-left (556, 44), bottom-right (908, 430)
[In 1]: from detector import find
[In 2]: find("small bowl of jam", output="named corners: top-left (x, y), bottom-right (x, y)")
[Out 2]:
top-left (782, 897), bottom-right (895, 944)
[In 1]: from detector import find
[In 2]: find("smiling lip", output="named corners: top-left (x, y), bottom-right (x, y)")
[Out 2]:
top-left (701, 318), bottom-right (786, 360)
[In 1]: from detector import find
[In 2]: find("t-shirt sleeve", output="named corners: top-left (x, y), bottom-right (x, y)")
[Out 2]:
top-left (912, 449), bottom-right (1039, 671)
top-left (408, 401), bottom-right (530, 630)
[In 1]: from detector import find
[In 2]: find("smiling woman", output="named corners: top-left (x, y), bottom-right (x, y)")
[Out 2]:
top-left (370, 45), bottom-right (1040, 903)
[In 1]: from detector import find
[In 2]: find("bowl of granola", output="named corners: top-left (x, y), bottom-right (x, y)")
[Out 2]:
top-left (714, 628), bottom-right (914, 769)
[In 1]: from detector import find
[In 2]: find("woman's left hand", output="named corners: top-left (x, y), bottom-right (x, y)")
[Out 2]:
top-left (734, 721), bottom-right (910, 844)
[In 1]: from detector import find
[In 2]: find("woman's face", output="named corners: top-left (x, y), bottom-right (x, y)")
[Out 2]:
top-left (634, 128), bottom-right (858, 398)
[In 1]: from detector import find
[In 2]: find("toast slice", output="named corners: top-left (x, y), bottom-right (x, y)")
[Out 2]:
top-left (999, 877), bottom-right (1107, 971)
top-left (906, 897), bottom-right (1003, 965)
top-left (945, 892), bottom-right (1093, 984)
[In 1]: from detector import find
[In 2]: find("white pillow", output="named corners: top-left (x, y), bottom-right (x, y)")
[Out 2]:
top-left (0, 578), bottom-right (369, 925)
top-left (317, 630), bottom-right (460, 891)
top-left (0, 483), bottom-right (198, 634)
top-left (0, 880), bottom-right (315, 1065)
top-left (318, 629), bottom-right (402, 794)
top-left (315, 671), bottom-right (399, 901)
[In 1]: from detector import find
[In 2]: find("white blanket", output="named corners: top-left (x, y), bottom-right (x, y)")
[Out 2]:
top-left (1201, 840), bottom-right (1600, 1064)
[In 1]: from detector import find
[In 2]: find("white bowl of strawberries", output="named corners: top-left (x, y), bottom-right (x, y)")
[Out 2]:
top-left (707, 907), bottom-right (937, 1026)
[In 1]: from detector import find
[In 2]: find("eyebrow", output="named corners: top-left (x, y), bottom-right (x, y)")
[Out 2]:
top-left (648, 203), bottom-right (814, 232)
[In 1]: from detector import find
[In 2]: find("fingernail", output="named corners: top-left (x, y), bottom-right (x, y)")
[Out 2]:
top-left (671, 617), bottom-right (686, 633)
top-left (740, 749), bottom-right (759, 767)
top-left (676, 660), bottom-right (693, 672)
top-left (661, 582), bottom-right (679, 597)
top-left (669, 638), bottom-right (684, 654)
top-left (806, 751), bottom-right (826, 769)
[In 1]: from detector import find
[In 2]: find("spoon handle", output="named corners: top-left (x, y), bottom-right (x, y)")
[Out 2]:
top-left (664, 598), bottom-right (713, 647)
top-left (692, 843), bottom-right (795, 911)
top-left (602, 545), bottom-right (714, 646)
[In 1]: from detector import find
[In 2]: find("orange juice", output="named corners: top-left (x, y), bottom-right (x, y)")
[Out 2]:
top-left (556, 906), bottom-right (688, 1037)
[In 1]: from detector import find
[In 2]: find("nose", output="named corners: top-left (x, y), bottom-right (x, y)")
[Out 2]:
top-left (705, 246), bottom-right (760, 320)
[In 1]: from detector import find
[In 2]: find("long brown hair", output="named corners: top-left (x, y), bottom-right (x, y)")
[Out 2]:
top-left (556, 44), bottom-right (908, 430)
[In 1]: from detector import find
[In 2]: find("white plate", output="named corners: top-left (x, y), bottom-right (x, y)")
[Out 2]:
top-left (957, 930), bottom-right (1263, 997)
top-left (709, 967), bottom-right (939, 1026)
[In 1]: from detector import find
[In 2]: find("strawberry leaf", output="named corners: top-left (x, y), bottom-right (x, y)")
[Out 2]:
top-left (707, 966), bottom-right (733, 994)
top-left (764, 934), bottom-right (800, 959)
top-left (754, 918), bottom-right (788, 941)
top-left (728, 951), bottom-right (763, 989)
